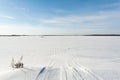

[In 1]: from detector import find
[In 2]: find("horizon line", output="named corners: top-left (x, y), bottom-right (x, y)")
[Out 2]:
top-left (0, 34), bottom-right (120, 36)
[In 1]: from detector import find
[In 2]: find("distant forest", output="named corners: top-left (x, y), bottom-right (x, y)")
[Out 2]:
top-left (0, 34), bottom-right (120, 37)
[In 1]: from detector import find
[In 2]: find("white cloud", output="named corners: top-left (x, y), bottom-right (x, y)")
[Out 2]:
top-left (39, 9), bottom-right (120, 29)
top-left (40, 15), bottom-right (108, 24)
top-left (0, 7), bottom-right (120, 35)
top-left (39, 14), bottom-right (109, 29)
top-left (0, 15), bottom-right (15, 20)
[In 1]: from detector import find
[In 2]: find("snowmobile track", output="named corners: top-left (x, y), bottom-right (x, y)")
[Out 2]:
top-left (73, 68), bottom-right (85, 80)
top-left (74, 61), bottom-right (104, 80)
top-left (35, 61), bottom-right (55, 80)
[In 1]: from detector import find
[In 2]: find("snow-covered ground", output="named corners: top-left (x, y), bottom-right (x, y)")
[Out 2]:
top-left (0, 36), bottom-right (120, 80)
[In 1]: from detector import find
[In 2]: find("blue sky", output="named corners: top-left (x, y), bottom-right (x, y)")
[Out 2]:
top-left (0, 0), bottom-right (120, 35)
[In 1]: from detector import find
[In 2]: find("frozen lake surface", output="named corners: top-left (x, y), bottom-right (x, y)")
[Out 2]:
top-left (0, 36), bottom-right (120, 80)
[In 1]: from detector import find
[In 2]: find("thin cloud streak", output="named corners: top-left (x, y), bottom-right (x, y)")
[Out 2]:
top-left (39, 9), bottom-right (120, 28)
top-left (0, 15), bottom-right (15, 20)
top-left (40, 15), bottom-right (108, 24)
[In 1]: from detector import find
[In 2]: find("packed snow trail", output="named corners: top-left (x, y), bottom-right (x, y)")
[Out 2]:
top-left (0, 64), bottom-right (105, 80)
top-left (0, 60), bottom-right (105, 80)
top-left (34, 62), bottom-right (104, 80)
top-left (0, 57), bottom-right (105, 80)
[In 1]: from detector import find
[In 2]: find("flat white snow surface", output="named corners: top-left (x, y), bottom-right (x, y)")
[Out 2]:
top-left (0, 36), bottom-right (120, 80)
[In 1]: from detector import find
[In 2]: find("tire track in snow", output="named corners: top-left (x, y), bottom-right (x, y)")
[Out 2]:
top-left (35, 60), bottom-right (55, 80)
top-left (43, 61), bottom-right (56, 80)
top-left (35, 67), bottom-right (46, 80)
top-left (60, 66), bottom-right (72, 80)
top-left (60, 66), bottom-right (66, 80)
top-left (72, 61), bottom-right (104, 80)
top-left (35, 58), bottom-right (104, 80)
top-left (64, 67), bottom-right (68, 80)
top-left (72, 68), bottom-right (85, 80)
top-left (67, 62), bottom-right (85, 80)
